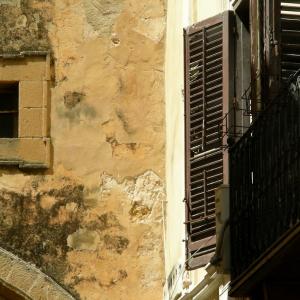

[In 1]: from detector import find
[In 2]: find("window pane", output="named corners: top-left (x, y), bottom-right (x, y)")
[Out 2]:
top-left (0, 82), bottom-right (19, 138)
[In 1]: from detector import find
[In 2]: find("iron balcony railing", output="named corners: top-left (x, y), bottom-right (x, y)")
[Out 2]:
top-left (229, 72), bottom-right (300, 281)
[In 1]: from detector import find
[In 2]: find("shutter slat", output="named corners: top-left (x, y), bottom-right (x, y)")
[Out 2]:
top-left (206, 89), bottom-right (222, 99)
top-left (205, 64), bottom-right (222, 75)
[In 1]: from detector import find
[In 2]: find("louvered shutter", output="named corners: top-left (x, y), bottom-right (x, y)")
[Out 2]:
top-left (280, 1), bottom-right (300, 82)
top-left (263, 1), bottom-right (300, 98)
top-left (184, 11), bottom-right (234, 269)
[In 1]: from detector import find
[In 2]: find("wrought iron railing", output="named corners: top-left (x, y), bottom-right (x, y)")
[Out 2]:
top-left (229, 72), bottom-right (300, 281)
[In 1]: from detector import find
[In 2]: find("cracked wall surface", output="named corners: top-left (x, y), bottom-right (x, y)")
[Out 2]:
top-left (0, 0), bottom-right (166, 299)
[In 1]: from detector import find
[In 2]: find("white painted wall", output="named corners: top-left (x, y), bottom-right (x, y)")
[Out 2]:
top-left (164, 0), bottom-right (185, 279)
top-left (190, 0), bottom-right (230, 24)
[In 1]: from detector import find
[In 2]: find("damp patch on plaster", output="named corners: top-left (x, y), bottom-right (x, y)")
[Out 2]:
top-left (67, 228), bottom-right (99, 251)
top-left (97, 212), bottom-right (121, 230)
top-left (0, 175), bottom-right (86, 292)
top-left (64, 91), bottom-right (85, 109)
top-left (57, 91), bottom-right (96, 122)
top-left (103, 234), bottom-right (129, 254)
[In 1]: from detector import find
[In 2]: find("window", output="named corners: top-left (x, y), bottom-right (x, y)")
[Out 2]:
top-left (184, 11), bottom-right (234, 269)
top-left (0, 82), bottom-right (18, 138)
top-left (0, 53), bottom-right (51, 168)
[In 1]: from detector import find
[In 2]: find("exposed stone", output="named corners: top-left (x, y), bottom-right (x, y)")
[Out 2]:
top-left (124, 171), bottom-right (165, 222)
top-left (83, 0), bottom-right (123, 35)
top-left (0, 246), bottom-right (75, 299)
top-left (129, 201), bottom-right (151, 220)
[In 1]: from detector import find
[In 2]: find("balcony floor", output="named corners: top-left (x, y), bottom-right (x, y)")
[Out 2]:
top-left (230, 223), bottom-right (300, 299)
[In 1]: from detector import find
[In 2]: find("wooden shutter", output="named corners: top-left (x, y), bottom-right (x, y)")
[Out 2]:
top-left (280, 1), bottom-right (300, 82)
top-left (184, 11), bottom-right (234, 270)
top-left (258, 0), bottom-right (300, 101)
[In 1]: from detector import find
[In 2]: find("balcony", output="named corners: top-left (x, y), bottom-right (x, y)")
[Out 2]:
top-left (229, 73), bottom-right (300, 296)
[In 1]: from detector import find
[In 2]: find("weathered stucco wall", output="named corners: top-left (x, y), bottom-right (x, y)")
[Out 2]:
top-left (0, 0), bottom-right (166, 299)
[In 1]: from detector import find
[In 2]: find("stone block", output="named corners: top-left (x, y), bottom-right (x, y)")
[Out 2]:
top-left (0, 256), bottom-right (14, 279)
top-left (0, 247), bottom-right (74, 299)
top-left (0, 57), bottom-right (46, 81)
top-left (19, 108), bottom-right (44, 137)
top-left (5, 264), bottom-right (38, 295)
top-left (19, 138), bottom-right (50, 165)
top-left (19, 81), bottom-right (44, 108)
top-left (0, 138), bottom-right (50, 167)
top-left (28, 275), bottom-right (74, 299)
top-left (0, 139), bottom-right (21, 164)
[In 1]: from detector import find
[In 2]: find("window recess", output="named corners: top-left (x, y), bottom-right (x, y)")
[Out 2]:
top-left (0, 82), bottom-right (18, 138)
top-left (0, 53), bottom-right (51, 168)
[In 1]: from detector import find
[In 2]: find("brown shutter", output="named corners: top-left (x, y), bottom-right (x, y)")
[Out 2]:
top-left (280, 1), bottom-right (300, 82)
top-left (184, 11), bottom-right (234, 270)
top-left (259, 1), bottom-right (300, 101)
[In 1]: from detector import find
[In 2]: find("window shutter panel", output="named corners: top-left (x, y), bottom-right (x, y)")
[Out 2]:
top-left (184, 11), bottom-right (233, 270)
top-left (280, 1), bottom-right (300, 82)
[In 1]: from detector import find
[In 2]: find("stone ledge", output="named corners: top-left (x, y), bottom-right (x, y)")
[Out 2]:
top-left (0, 247), bottom-right (75, 300)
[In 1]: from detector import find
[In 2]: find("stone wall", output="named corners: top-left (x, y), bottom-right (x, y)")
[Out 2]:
top-left (0, 0), bottom-right (166, 299)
